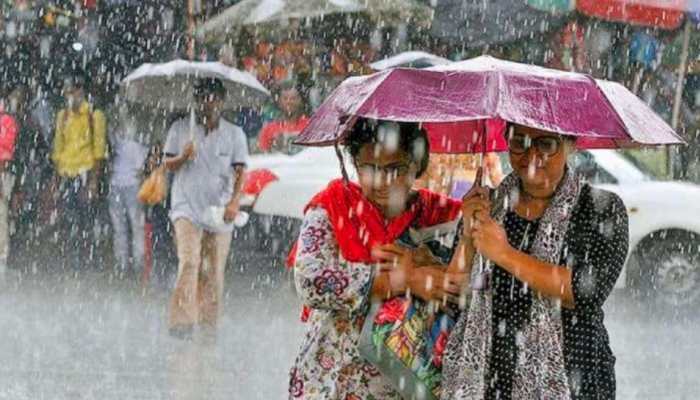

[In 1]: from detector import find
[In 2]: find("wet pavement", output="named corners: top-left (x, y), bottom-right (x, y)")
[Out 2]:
top-left (0, 247), bottom-right (698, 400)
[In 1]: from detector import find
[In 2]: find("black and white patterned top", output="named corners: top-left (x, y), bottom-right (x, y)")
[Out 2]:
top-left (486, 184), bottom-right (629, 400)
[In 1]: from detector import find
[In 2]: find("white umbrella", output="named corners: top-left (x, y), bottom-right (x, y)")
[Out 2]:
top-left (369, 51), bottom-right (451, 71)
top-left (198, 0), bottom-right (432, 41)
top-left (120, 60), bottom-right (269, 111)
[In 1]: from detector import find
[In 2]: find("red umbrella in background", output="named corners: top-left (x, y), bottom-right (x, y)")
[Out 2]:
top-left (424, 119), bottom-right (508, 154)
top-left (576, 0), bottom-right (685, 29)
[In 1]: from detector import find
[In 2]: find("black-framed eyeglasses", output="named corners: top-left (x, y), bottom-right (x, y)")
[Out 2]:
top-left (356, 162), bottom-right (412, 178)
top-left (508, 133), bottom-right (563, 156)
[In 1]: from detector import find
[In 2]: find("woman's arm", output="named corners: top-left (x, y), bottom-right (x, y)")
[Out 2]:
top-left (406, 180), bottom-right (489, 304)
top-left (569, 191), bottom-right (629, 312)
top-left (294, 208), bottom-right (384, 315)
top-left (413, 238), bottom-right (473, 303)
top-left (374, 235), bottom-right (474, 304)
top-left (375, 183), bottom-right (485, 304)
top-left (471, 190), bottom-right (629, 310)
top-left (371, 272), bottom-right (395, 300)
top-left (472, 209), bottom-right (576, 308)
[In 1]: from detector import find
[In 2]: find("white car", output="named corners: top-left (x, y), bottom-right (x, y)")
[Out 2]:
top-left (575, 151), bottom-right (700, 308)
top-left (243, 148), bottom-right (700, 308)
top-left (242, 147), bottom-right (353, 216)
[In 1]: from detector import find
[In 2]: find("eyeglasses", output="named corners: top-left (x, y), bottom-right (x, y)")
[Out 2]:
top-left (508, 133), bottom-right (563, 156)
top-left (357, 162), bottom-right (412, 178)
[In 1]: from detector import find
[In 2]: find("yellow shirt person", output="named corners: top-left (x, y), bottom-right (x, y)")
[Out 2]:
top-left (51, 101), bottom-right (107, 178)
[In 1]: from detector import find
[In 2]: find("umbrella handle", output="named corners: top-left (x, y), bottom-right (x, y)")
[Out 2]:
top-left (477, 126), bottom-right (489, 281)
top-left (480, 121), bottom-right (488, 187)
top-left (189, 108), bottom-right (196, 141)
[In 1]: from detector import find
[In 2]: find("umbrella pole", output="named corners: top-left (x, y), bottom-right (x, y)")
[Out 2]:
top-left (481, 121), bottom-right (488, 187)
top-left (187, 0), bottom-right (197, 60)
top-left (189, 108), bottom-right (196, 144)
top-left (670, 20), bottom-right (691, 178)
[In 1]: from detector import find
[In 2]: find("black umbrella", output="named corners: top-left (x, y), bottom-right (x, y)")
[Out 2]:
top-left (430, 0), bottom-right (567, 48)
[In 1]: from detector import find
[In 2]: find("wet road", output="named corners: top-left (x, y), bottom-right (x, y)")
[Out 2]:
top-left (0, 248), bottom-right (698, 400)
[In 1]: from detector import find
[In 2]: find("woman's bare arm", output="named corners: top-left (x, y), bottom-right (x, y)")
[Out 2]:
top-left (403, 237), bottom-right (475, 303)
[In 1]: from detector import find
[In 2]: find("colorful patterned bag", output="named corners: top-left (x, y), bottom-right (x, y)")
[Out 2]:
top-left (359, 221), bottom-right (460, 400)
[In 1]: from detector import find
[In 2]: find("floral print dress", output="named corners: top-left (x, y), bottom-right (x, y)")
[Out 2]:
top-left (288, 208), bottom-right (401, 400)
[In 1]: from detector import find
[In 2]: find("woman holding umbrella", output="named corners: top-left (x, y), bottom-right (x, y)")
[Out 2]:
top-left (442, 125), bottom-right (629, 400)
top-left (288, 118), bottom-right (470, 399)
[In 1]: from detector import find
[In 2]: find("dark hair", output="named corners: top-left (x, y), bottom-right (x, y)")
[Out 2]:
top-left (194, 78), bottom-right (227, 100)
top-left (508, 123), bottom-right (577, 144)
top-left (345, 118), bottom-right (430, 178)
top-left (63, 69), bottom-right (88, 90)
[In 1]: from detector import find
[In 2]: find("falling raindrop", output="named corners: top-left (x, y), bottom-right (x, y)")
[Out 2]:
top-left (527, 159), bottom-right (537, 180)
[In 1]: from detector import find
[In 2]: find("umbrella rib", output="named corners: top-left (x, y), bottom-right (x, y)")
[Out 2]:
top-left (342, 69), bottom-right (404, 127)
top-left (494, 69), bottom-right (504, 121)
top-left (587, 76), bottom-right (635, 142)
top-left (353, 69), bottom-right (406, 117)
top-left (301, 71), bottom-right (398, 146)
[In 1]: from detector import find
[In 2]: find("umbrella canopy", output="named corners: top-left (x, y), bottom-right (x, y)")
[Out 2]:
top-left (577, 0), bottom-right (685, 29)
top-left (370, 51), bottom-right (451, 71)
top-left (295, 56), bottom-right (684, 152)
top-left (120, 60), bottom-right (269, 111)
top-left (430, 0), bottom-right (567, 47)
top-left (198, 0), bottom-right (432, 41)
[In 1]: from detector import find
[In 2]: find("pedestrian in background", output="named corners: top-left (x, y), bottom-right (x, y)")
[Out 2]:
top-left (0, 92), bottom-right (18, 279)
top-left (256, 80), bottom-right (309, 154)
top-left (5, 84), bottom-right (52, 269)
top-left (51, 72), bottom-right (108, 271)
top-left (108, 103), bottom-right (148, 280)
top-left (164, 78), bottom-right (248, 340)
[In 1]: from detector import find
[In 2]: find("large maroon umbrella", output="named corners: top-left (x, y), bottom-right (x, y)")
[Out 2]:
top-left (295, 56), bottom-right (684, 153)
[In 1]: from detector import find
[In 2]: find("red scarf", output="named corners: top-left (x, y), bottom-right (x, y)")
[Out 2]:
top-left (287, 179), bottom-right (461, 320)
top-left (288, 179), bottom-right (461, 266)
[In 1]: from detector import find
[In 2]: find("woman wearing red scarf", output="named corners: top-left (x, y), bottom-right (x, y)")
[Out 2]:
top-left (288, 119), bottom-right (472, 399)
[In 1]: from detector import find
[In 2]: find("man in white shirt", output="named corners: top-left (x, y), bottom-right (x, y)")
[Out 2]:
top-left (163, 78), bottom-right (248, 340)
